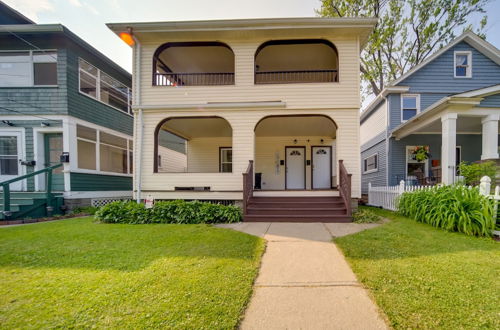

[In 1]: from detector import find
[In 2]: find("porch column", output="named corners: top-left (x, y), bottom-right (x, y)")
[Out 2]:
top-left (481, 114), bottom-right (499, 160)
top-left (441, 113), bottom-right (457, 184)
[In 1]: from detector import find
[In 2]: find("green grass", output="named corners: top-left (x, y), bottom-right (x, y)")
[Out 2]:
top-left (0, 217), bottom-right (264, 329)
top-left (335, 207), bottom-right (500, 329)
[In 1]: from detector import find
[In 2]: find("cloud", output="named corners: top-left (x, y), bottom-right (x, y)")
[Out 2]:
top-left (68, 0), bottom-right (83, 7)
top-left (2, 0), bottom-right (54, 21)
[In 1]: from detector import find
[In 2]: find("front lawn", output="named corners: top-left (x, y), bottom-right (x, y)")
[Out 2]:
top-left (335, 207), bottom-right (500, 329)
top-left (0, 217), bottom-right (264, 329)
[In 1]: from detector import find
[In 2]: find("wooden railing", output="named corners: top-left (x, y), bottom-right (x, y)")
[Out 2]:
top-left (255, 69), bottom-right (338, 84)
top-left (154, 72), bottom-right (235, 86)
top-left (338, 160), bottom-right (352, 216)
top-left (242, 160), bottom-right (254, 216)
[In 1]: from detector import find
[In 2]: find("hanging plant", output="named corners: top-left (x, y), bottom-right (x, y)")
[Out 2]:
top-left (412, 146), bottom-right (431, 162)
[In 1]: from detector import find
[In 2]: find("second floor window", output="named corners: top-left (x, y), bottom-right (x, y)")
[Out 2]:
top-left (401, 94), bottom-right (419, 121)
top-left (454, 51), bottom-right (472, 78)
top-left (79, 58), bottom-right (132, 114)
top-left (0, 50), bottom-right (57, 87)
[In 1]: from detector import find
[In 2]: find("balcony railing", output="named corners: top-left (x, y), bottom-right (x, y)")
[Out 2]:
top-left (154, 72), bottom-right (235, 86)
top-left (255, 69), bottom-right (338, 84)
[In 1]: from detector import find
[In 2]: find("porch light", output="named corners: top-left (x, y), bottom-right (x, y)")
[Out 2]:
top-left (119, 31), bottom-right (135, 46)
top-left (321, 139), bottom-right (324, 144)
top-left (293, 139), bottom-right (297, 144)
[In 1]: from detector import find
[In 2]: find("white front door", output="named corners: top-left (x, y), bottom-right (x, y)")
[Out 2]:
top-left (285, 147), bottom-right (305, 189)
top-left (0, 131), bottom-right (24, 191)
top-left (312, 146), bottom-right (331, 189)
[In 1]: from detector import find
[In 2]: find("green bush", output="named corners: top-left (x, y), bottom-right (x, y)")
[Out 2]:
top-left (70, 206), bottom-right (99, 215)
top-left (397, 185), bottom-right (496, 237)
top-left (94, 200), bottom-right (242, 224)
top-left (353, 208), bottom-right (382, 223)
top-left (458, 161), bottom-right (497, 186)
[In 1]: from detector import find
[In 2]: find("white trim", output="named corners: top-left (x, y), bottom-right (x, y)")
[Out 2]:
top-left (454, 84), bottom-right (500, 98)
top-left (32, 126), bottom-right (64, 191)
top-left (401, 94), bottom-right (420, 122)
top-left (70, 168), bottom-right (132, 177)
top-left (133, 101), bottom-right (287, 111)
top-left (63, 190), bottom-right (132, 199)
top-left (0, 127), bottom-right (26, 191)
top-left (405, 146), bottom-right (429, 180)
top-left (454, 50), bottom-right (472, 78)
top-left (363, 152), bottom-right (378, 174)
top-left (360, 86), bottom-right (409, 120)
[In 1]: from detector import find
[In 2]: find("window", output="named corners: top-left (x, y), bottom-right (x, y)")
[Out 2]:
top-left (0, 50), bottom-right (57, 87)
top-left (454, 51), bottom-right (471, 78)
top-left (79, 59), bottom-right (132, 114)
top-left (76, 124), bottom-right (133, 174)
top-left (219, 147), bottom-right (232, 173)
top-left (401, 94), bottom-right (419, 121)
top-left (0, 136), bottom-right (18, 175)
top-left (363, 154), bottom-right (378, 173)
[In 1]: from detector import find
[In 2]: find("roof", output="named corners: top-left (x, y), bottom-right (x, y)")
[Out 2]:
top-left (360, 31), bottom-right (500, 121)
top-left (107, 17), bottom-right (378, 47)
top-left (0, 1), bottom-right (34, 25)
top-left (0, 24), bottom-right (131, 78)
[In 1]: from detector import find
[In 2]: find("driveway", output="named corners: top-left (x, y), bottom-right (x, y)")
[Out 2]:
top-left (217, 222), bottom-right (387, 329)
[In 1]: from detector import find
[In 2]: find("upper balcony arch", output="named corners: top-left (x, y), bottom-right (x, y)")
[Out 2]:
top-left (254, 39), bottom-right (339, 84)
top-left (152, 41), bottom-right (235, 86)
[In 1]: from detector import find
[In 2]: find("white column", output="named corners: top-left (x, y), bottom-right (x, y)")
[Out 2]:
top-left (481, 114), bottom-right (499, 160)
top-left (441, 113), bottom-right (457, 184)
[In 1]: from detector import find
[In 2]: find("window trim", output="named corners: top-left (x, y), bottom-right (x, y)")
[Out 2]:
top-left (78, 58), bottom-right (132, 116)
top-left (0, 49), bottom-right (58, 88)
top-left (219, 146), bottom-right (233, 173)
top-left (401, 94), bottom-right (420, 123)
top-left (363, 152), bottom-right (378, 174)
top-left (454, 51), bottom-right (472, 78)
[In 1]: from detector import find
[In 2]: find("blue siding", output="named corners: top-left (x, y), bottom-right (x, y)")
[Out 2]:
top-left (479, 94), bottom-right (500, 108)
top-left (361, 139), bottom-right (387, 193)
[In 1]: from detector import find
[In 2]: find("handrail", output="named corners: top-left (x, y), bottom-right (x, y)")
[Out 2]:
top-left (242, 160), bottom-right (254, 217)
top-left (1, 163), bottom-right (63, 218)
top-left (338, 160), bottom-right (352, 217)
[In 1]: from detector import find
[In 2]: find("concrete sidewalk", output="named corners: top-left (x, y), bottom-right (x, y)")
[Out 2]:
top-left (217, 222), bottom-right (387, 330)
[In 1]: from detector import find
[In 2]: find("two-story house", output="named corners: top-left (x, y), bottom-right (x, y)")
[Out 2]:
top-left (360, 31), bottom-right (500, 193)
top-left (0, 1), bottom-right (136, 217)
top-left (108, 17), bottom-right (376, 222)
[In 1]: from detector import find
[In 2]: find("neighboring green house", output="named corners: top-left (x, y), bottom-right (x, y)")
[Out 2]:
top-left (0, 1), bottom-right (132, 211)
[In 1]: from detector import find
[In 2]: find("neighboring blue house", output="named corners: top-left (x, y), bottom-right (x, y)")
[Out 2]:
top-left (360, 31), bottom-right (500, 193)
top-left (0, 2), bottom-right (133, 216)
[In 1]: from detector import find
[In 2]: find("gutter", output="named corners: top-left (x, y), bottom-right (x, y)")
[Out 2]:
top-left (132, 33), bottom-right (143, 203)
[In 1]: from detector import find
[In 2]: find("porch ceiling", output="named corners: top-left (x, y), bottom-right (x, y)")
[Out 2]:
top-left (255, 116), bottom-right (336, 137)
top-left (160, 117), bottom-right (232, 139)
top-left (158, 46), bottom-right (234, 73)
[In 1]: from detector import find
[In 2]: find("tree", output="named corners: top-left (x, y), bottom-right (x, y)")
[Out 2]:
top-left (317, 0), bottom-right (489, 96)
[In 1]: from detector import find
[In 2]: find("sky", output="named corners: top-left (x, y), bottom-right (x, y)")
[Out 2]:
top-left (3, 0), bottom-right (500, 75)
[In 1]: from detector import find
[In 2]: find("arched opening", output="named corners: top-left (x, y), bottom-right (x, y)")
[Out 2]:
top-left (153, 42), bottom-right (235, 86)
top-left (254, 39), bottom-right (339, 84)
top-left (253, 115), bottom-right (337, 190)
top-left (154, 116), bottom-right (233, 173)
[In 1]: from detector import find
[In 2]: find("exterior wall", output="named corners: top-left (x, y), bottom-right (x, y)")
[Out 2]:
top-left (361, 132), bottom-right (387, 193)
top-left (360, 100), bottom-right (387, 145)
top-left (255, 136), bottom-right (335, 190)
top-left (187, 137), bottom-right (231, 172)
top-left (158, 146), bottom-right (187, 172)
top-left (137, 34), bottom-right (360, 110)
top-left (70, 172), bottom-right (132, 191)
top-left (479, 94), bottom-right (500, 108)
top-left (137, 108), bottom-right (361, 199)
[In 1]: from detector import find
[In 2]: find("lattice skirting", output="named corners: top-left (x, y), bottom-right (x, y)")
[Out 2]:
top-left (91, 198), bottom-right (132, 208)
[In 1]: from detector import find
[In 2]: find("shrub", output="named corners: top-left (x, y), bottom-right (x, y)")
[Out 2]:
top-left (397, 185), bottom-right (496, 237)
top-left (352, 208), bottom-right (382, 223)
top-left (458, 161), bottom-right (497, 186)
top-left (94, 200), bottom-right (241, 224)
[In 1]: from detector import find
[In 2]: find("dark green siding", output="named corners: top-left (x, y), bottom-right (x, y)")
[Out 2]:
top-left (66, 46), bottom-right (133, 135)
top-left (70, 173), bottom-right (132, 191)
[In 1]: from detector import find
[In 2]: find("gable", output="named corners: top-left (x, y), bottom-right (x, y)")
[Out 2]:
top-left (397, 41), bottom-right (500, 94)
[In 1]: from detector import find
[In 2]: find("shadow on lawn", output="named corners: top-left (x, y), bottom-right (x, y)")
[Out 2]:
top-left (0, 217), bottom-right (262, 272)
top-left (334, 207), bottom-right (499, 261)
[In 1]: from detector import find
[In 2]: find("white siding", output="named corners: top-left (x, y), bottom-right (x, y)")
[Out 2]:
top-left (158, 146), bottom-right (187, 172)
top-left (360, 100), bottom-right (387, 145)
top-left (187, 137), bottom-right (232, 172)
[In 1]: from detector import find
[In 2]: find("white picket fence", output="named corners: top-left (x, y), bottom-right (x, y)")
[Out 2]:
top-left (368, 176), bottom-right (499, 211)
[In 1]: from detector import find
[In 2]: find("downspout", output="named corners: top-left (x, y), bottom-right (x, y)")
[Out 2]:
top-left (132, 30), bottom-right (143, 203)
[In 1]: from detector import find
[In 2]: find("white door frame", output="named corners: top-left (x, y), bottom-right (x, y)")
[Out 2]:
top-left (33, 126), bottom-right (64, 191)
top-left (285, 146), bottom-right (306, 190)
top-left (0, 128), bottom-right (26, 191)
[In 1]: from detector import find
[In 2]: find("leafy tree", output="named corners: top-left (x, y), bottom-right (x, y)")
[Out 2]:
top-left (317, 0), bottom-right (489, 96)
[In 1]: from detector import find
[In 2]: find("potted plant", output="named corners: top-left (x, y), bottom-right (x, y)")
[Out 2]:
top-left (411, 146), bottom-right (431, 162)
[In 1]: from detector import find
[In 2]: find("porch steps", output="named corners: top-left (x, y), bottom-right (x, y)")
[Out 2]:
top-left (0, 192), bottom-right (65, 220)
top-left (244, 196), bottom-right (351, 222)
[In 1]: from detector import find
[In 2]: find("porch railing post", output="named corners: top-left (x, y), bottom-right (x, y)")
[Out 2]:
top-left (46, 169), bottom-right (53, 216)
top-left (3, 184), bottom-right (10, 217)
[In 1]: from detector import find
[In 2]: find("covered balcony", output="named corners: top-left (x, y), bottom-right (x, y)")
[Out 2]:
top-left (254, 39), bottom-right (339, 84)
top-left (153, 42), bottom-right (235, 86)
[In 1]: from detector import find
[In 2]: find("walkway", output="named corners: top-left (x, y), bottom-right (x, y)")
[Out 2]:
top-left (217, 222), bottom-right (387, 329)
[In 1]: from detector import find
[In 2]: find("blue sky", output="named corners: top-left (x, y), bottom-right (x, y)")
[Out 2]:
top-left (4, 0), bottom-right (500, 73)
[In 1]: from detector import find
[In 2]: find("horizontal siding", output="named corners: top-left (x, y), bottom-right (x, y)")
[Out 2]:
top-left (479, 94), bottom-right (500, 108)
top-left (138, 35), bottom-right (360, 109)
top-left (158, 146), bottom-right (187, 172)
top-left (70, 172), bottom-right (132, 191)
top-left (361, 131), bottom-right (386, 151)
top-left (360, 100), bottom-right (386, 145)
top-left (187, 137), bottom-right (231, 173)
top-left (137, 108), bottom-right (361, 198)
top-left (361, 139), bottom-right (386, 193)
